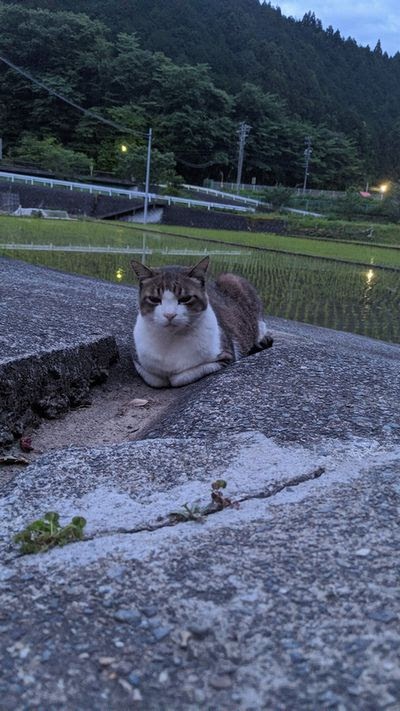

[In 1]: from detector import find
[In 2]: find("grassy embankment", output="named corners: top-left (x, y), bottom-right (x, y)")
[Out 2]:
top-left (1, 213), bottom-right (400, 269)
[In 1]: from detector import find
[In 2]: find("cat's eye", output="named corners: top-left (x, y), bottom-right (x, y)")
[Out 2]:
top-left (147, 296), bottom-right (161, 305)
top-left (178, 295), bottom-right (194, 304)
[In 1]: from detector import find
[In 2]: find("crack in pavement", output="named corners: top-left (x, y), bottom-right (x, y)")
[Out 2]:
top-left (7, 466), bottom-right (326, 563)
top-left (71, 465), bottom-right (327, 541)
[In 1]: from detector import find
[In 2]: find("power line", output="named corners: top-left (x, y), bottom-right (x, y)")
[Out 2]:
top-left (0, 53), bottom-right (149, 138)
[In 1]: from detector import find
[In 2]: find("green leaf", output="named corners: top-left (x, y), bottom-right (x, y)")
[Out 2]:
top-left (211, 479), bottom-right (227, 490)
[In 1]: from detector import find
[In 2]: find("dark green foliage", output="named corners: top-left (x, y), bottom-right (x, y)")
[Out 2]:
top-left (117, 145), bottom-right (177, 184)
top-left (13, 135), bottom-right (91, 174)
top-left (382, 182), bottom-right (400, 221)
top-left (265, 185), bottom-right (293, 210)
top-left (0, 0), bottom-right (399, 186)
top-left (14, 511), bottom-right (87, 554)
top-left (334, 189), bottom-right (365, 220)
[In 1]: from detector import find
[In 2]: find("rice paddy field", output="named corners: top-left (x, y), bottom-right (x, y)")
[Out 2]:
top-left (1, 214), bottom-right (399, 344)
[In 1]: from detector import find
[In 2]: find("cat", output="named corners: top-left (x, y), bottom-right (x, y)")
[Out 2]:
top-left (131, 256), bottom-right (273, 388)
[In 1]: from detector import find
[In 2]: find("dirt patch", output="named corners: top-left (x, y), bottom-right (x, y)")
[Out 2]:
top-left (0, 362), bottom-right (180, 490)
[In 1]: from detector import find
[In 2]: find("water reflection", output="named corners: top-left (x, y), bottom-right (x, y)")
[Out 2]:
top-left (362, 268), bottom-right (377, 322)
top-left (365, 268), bottom-right (375, 285)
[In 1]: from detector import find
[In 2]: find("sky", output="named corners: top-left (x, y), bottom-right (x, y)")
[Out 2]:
top-left (272, 1), bottom-right (400, 56)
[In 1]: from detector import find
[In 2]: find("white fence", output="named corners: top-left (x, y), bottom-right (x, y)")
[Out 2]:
top-left (0, 171), bottom-right (255, 213)
top-left (182, 183), bottom-right (262, 206)
top-left (0, 243), bottom-right (243, 256)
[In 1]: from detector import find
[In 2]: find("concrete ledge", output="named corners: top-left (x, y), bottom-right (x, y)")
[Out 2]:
top-left (0, 256), bottom-right (138, 447)
top-left (0, 335), bottom-right (118, 446)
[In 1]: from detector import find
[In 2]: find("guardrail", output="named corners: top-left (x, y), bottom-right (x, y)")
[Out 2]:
top-left (182, 183), bottom-right (262, 206)
top-left (0, 171), bottom-right (255, 213)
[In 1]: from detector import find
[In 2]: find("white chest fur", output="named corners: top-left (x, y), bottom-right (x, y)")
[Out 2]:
top-left (134, 303), bottom-right (222, 377)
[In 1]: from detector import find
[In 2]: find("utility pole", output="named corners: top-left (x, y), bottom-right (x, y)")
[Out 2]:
top-left (143, 127), bottom-right (152, 225)
top-left (302, 136), bottom-right (312, 194)
top-left (236, 122), bottom-right (251, 193)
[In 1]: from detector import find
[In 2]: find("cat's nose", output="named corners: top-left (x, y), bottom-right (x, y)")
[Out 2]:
top-left (163, 312), bottom-right (177, 322)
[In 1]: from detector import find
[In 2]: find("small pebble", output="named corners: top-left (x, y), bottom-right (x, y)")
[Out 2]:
top-left (128, 673), bottom-right (141, 686)
top-left (119, 679), bottom-right (133, 694)
top-left (369, 609), bottom-right (397, 623)
top-left (98, 656), bottom-right (116, 666)
top-left (209, 675), bottom-right (232, 690)
top-left (107, 565), bottom-right (127, 580)
top-left (354, 548), bottom-right (371, 557)
top-left (194, 689), bottom-right (206, 703)
top-left (113, 608), bottom-right (141, 623)
top-left (141, 605), bottom-right (158, 618)
top-left (152, 626), bottom-right (172, 641)
top-left (188, 622), bottom-right (211, 638)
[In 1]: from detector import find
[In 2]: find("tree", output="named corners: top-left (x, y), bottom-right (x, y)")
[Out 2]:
top-left (116, 145), bottom-right (177, 185)
top-left (265, 185), bottom-right (292, 210)
top-left (0, 3), bottom-right (113, 144)
top-left (2, 0), bottom-right (400, 185)
top-left (382, 182), bottom-right (400, 221)
top-left (10, 134), bottom-right (91, 175)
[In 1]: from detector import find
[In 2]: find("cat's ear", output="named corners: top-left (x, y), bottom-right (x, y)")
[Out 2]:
top-left (187, 256), bottom-right (209, 282)
top-left (131, 260), bottom-right (154, 281)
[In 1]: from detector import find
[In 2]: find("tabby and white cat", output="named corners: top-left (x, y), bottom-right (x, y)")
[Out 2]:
top-left (131, 256), bottom-right (272, 388)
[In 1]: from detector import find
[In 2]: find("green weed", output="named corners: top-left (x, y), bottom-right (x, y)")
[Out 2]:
top-left (169, 479), bottom-right (238, 524)
top-left (14, 511), bottom-right (87, 554)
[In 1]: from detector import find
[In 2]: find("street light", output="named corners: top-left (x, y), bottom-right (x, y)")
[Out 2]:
top-left (143, 128), bottom-right (152, 225)
top-left (118, 131), bottom-right (153, 225)
top-left (379, 183), bottom-right (388, 200)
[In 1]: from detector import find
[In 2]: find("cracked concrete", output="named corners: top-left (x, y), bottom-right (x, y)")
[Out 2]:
top-left (1, 258), bottom-right (400, 710)
top-left (1, 432), bottom-right (330, 563)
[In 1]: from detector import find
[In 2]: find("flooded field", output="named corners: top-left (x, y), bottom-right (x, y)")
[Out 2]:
top-left (1, 228), bottom-right (399, 344)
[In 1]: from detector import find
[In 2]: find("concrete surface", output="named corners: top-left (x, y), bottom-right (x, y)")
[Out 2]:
top-left (1, 258), bottom-right (399, 710)
top-left (144, 319), bottom-right (400, 446)
top-left (0, 256), bottom-right (137, 446)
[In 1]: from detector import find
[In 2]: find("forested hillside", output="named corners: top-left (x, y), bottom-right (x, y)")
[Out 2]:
top-left (1, 0), bottom-right (399, 188)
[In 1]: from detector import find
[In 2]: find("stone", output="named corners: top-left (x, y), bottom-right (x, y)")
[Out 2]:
top-left (113, 609), bottom-right (141, 624)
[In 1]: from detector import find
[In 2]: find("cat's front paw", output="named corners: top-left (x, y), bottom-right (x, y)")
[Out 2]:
top-left (217, 350), bottom-right (234, 366)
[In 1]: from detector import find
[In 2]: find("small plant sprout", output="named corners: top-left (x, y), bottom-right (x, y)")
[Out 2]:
top-left (14, 511), bottom-right (87, 554)
top-left (169, 502), bottom-right (205, 523)
top-left (210, 479), bottom-right (238, 510)
top-left (169, 479), bottom-right (239, 524)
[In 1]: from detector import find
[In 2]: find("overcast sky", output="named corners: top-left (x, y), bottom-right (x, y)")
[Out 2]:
top-left (272, 1), bottom-right (400, 56)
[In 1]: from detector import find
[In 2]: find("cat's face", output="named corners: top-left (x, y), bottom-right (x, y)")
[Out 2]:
top-left (131, 258), bottom-right (209, 331)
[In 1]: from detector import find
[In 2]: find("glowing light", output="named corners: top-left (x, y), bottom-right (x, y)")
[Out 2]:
top-left (120, 144), bottom-right (128, 153)
top-left (379, 182), bottom-right (389, 200)
top-left (115, 267), bottom-right (124, 281)
top-left (365, 268), bottom-right (375, 285)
